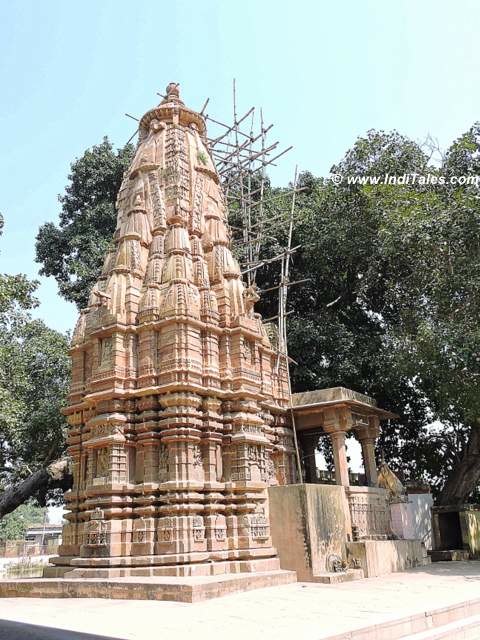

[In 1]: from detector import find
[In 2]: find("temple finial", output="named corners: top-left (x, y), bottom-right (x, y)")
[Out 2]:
top-left (165, 82), bottom-right (180, 102)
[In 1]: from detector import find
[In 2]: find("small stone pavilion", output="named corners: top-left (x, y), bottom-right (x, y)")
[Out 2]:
top-left (33, 84), bottom-right (428, 597)
top-left (270, 388), bottom-right (427, 582)
top-left (293, 387), bottom-right (393, 490)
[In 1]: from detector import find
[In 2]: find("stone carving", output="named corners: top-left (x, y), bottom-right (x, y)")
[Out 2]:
top-left (192, 445), bottom-right (203, 468)
top-left (148, 170), bottom-right (166, 229)
top-left (378, 462), bottom-right (407, 502)
top-left (95, 448), bottom-right (109, 477)
top-left (192, 516), bottom-right (205, 542)
top-left (159, 517), bottom-right (174, 542)
top-left (326, 554), bottom-right (344, 573)
top-left (130, 242), bottom-right (141, 270)
top-left (100, 338), bottom-right (113, 368)
top-left (266, 456), bottom-right (275, 481)
top-left (158, 444), bottom-right (169, 482)
top-left (92, 423), bottom-right (122, 438)
top-left (57, 83), bottom-right (294, 578)
top-left (347, 488), bottom-right (390, 539)
top-left (244, 508), bottom-right (269, 540)
top-left (85, 509), bottom-right (108, 546)
top-left (134, 530), bottom-right (145, 543)
top-left (133, 518), bottom-right (147, 543)
top-left (214, 516), bottom-right (227, 541)
top-left (92, 288), bottom-right (111, 307)
top-left (243, 284), bottom-right (260, 318)
top-left (240, 336), bottom-right (252, 361)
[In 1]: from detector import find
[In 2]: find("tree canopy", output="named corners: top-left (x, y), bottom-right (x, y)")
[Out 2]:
top-left (33, 128), bottom-right (480, 504)
top-left (0, 502), bottom-right (46, 542)
top-left (282, 127), bottom-right (480, 501)
top-left (36, 138), bottom-right (134, 309)
top-left (0, 220), bottom-right (71, 516)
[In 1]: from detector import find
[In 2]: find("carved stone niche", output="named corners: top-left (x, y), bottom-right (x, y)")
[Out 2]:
top-left (205, 514), bottom-right (227, 552)
top-left (82, 508), bottom-right (109, 556)
top-left (238, 505), bottom-right (271, 549)
top-left (155, 516), bottom-right (177, 555)
top-left (92, 447), bottom-right (109, 485)
top-left (155, 515), bottom-right (208, 555)
top-left (192, 515), bottom-right (206, 543)
top-left (131, 517), bottom-right (155, 555)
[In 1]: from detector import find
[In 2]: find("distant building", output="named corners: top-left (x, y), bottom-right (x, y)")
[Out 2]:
top-left (24, 523), bottom-right (62, 547)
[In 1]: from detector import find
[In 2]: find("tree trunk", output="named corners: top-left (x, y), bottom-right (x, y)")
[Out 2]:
top-left (437, 423), bottom-right (480, 506)
top-left (0, 458), bottom-right (72, 519)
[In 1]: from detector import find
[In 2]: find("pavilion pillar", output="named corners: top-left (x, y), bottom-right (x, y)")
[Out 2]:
top-left (359, 437), bottom-right (378, 487)
top-left (301, 434), bottom-right (319, 483)
top-left (328, 431), bottom-right (350, 487)
top-left (356, 416), bottom-right (380, 487)
top-left (323, 407), bottom-right (352, 487)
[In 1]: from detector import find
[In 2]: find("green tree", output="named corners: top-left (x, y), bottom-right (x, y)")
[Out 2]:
top-left (34, 129), bottom-right (480, 504)
top-left (35, 138), bottom-right (134, 309)
top-left (284, 129), bottom-right (480, 502)
top-left (0, 219), bottom-right (72, 519)
top-left (0, 502), bottom-right (46, 541)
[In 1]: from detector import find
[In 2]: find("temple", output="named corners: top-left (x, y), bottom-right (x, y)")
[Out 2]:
top-left (44, 84), bottom-right (430, 588)
top-left (50, 83), bottom-right (296, 578)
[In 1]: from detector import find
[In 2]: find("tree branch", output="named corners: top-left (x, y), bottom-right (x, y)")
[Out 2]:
top-left (0, 458), bottom-right (72, 520)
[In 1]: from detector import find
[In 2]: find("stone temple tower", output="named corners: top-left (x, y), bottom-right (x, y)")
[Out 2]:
top-left (51, 84), bottom-right (297, 578)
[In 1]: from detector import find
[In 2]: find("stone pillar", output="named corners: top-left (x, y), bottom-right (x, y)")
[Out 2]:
top-left (356, 417), bottom-right (380, 487)
top-left (301, 434), bottom-right (319, 483)
top-left (359, 436), bottom-right (378, 487)
top-left (328, 431), bottom-right (350, 487)
top-left (323, 408), bottom-right (352, 487)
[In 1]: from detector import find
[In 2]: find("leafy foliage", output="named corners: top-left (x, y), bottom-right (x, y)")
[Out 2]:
top-left (0, 502), bottom-right (46, 541)
top-left (35, 138), bottom-right (134, 309)
top-left (0, 221), bottom-right (70, 505)
top-left (280, 128), bottom-right (480, 499)
top-left (34, 126), bottom-right (480, 502)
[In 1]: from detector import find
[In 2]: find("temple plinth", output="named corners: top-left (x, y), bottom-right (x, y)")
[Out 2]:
top-left (50, 84), bottom-right (297, 578)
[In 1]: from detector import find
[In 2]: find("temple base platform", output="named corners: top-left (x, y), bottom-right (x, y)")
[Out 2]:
top-left (0, 569), bottom-right (296, 603)
top-left (43, 554), bottom-right (281, 578)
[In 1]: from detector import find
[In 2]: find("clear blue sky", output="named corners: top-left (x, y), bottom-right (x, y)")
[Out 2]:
top-left (1, 0), bottom-right (479, 334)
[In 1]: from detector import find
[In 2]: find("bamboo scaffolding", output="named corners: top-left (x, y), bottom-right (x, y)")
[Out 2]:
top-left (126, 82), bottom-right (306, 481)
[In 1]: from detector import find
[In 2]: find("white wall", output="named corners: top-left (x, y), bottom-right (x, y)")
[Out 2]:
top-left (390, 493), bottom-right (433, 550)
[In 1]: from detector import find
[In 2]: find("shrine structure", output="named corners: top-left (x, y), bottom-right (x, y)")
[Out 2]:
top-left (49, 83), bottom-right (297, 578)
top-left (17, 83), bottom-right (431, 599)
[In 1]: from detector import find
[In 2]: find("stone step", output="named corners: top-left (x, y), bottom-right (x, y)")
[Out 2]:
top-left (0, 569), bottom-right (296, 603)
top-left (401, 614), bottom-right (480, 639)
top-left (325, 598), bottom-right (480, 639)
top-left (311, 568), bottom-right (364, 583)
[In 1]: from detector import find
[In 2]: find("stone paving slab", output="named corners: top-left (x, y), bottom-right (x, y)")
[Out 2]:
top-left (0, 562), bottom-right (478, 640)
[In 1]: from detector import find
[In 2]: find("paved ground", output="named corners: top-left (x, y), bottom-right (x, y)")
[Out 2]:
top-left (0, 562), bottom-right (479, 640)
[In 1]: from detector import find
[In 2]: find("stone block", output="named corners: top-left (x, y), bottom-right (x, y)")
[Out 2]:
top-left (345, 539), bottom-right (429, 577)
top-left (268, 483), bottom-right (350, 581)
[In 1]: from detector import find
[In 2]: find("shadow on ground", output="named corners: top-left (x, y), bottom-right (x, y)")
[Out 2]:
top-left (0, 620), bottom-right (124, 640)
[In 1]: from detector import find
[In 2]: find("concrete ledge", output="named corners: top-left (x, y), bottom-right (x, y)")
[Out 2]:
top-left (0, 569), bottom-right (296, 603)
